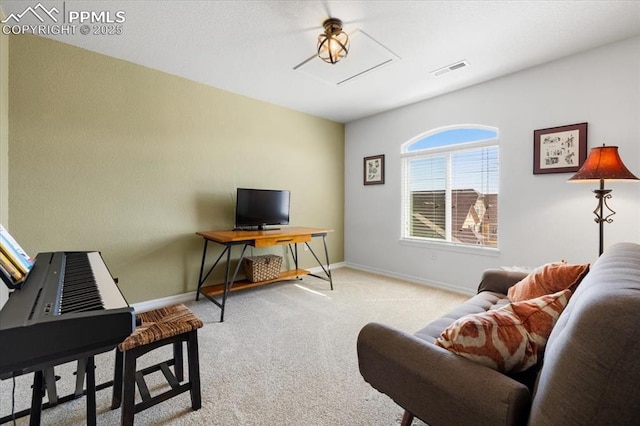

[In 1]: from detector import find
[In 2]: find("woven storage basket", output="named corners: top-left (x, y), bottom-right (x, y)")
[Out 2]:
top-left (242, 254), bottom-right (283, 282)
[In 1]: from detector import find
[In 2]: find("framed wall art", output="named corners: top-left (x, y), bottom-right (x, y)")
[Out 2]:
top-left (533, 122), bottom-right (587, 174)
top-left (364, 154), bottom-right (385, 185)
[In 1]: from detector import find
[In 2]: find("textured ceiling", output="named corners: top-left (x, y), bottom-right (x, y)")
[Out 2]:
top-left (1, 1), bottom-right (639, 123)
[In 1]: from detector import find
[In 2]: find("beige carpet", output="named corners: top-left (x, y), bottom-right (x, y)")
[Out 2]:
top-left (0, 268), bottom-right (468, 425)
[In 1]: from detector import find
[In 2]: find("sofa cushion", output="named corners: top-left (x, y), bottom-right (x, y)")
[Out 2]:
top-left (507, 261), bottom-right (589, 302)
top-left (435, 289), bottom-right (570, 373)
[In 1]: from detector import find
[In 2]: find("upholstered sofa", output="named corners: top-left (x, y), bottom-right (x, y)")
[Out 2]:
top-left (357, 242), bottom-right (640, 426)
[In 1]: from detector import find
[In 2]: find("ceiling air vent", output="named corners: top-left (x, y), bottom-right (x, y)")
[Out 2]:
top-left (431, 60), bottom-right (469, 77)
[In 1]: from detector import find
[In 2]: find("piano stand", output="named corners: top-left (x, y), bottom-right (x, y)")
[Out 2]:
top-left (85, 357), bottom-right (97, 426)
top-left (74, 358), bottom-right (89, 397)
top-left (0, 357), bottom-right (103, 426)
top-left (43, 368), bottom-right (59, 406)
top-left (29, 370), bottom-right (44, 426)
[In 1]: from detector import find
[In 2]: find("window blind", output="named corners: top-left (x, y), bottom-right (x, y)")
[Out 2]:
top-left (401, 130), bottom-right (499, 248)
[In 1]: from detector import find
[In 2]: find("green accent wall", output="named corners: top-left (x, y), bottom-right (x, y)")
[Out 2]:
top-left (7, 34), bottom-right (344, 303)
top-left (0, 17), bottom-right (9, 305)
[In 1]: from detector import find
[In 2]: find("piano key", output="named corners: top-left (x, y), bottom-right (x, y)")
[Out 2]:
top-left (84, 252), bottom-right (128, 310)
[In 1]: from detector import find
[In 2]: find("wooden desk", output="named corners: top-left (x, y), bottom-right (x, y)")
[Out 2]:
top-left (195, 227), bottom-right (333, 321)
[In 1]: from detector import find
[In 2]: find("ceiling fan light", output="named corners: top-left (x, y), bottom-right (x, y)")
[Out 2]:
top-left (317, 18), bottom-right (350, 64)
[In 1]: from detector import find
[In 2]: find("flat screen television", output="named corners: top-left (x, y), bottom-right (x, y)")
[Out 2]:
top-left (235, 188), bottom-right (290, 230)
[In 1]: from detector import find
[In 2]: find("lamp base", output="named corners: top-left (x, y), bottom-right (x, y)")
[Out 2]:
top-left (592, 180), bottom-right (615, 256)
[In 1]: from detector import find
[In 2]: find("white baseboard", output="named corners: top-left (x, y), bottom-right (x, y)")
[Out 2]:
top-left (132, 291), bottom-right (198, 313)
top-left (307, 261), bottom-right (344, 275)
top-left (343, 261), bottom-right (475, 296)
top-left (132, 262), bottom-right (346, 312)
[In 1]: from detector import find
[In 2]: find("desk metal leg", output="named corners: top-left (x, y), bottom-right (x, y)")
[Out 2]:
top-left (196, 241), bottom-right (244, 321)
top-left (287, 244), bottom-right (298, 272)
top-left (305, 234), bottom-right (333, 290)
top-left (220, 243), bottom-right (248, 322)
top-left (219, 245), bottom-right (233, 322)
top-left (196, 243), bottom-right (229, 301)
top-left (195, 240), bottom-right (209, 301)
top-left (322, 234), bottom-right (333, 290)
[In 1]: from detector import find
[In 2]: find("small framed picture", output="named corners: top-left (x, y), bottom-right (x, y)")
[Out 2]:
top-left (364, 154), bottom-right (385, 185)
top-left (533, 122), bottom-right (588, 174)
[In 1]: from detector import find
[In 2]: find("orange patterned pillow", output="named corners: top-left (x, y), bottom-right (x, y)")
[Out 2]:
top-left (434, 289), bottom-right (570, 373)
top-left (507, 261), bottom-right (589, 302)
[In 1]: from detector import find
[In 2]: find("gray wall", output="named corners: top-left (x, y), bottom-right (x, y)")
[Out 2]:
top-left (345, 36), bottom-right (640, 294)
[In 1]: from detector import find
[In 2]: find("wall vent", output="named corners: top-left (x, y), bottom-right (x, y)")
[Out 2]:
top-left (431, 60), bottom-right (470, 77)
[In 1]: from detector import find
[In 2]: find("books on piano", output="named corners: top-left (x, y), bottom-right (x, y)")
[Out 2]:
top-left (0, 224), bottom-right (34, 289)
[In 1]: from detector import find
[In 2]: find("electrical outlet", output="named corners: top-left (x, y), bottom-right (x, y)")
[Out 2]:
top-left (431, 250), bottom-right (437, 260)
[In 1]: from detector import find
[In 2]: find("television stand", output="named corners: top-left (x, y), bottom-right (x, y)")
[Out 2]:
top-left (194, 227), bottom-right (333, 322)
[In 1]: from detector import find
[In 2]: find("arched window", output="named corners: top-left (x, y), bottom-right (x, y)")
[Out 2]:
top-left (401, 125), bottom-right (499, 248)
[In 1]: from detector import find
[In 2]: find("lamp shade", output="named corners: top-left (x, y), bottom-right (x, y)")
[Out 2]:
top-left (317, 18), bottom-right (349, 64)
top-left (568, 145), bottom-right (639, 182)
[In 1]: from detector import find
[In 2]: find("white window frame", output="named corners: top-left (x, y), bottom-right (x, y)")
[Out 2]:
top-left (400, 125), bottom-right (499, 252)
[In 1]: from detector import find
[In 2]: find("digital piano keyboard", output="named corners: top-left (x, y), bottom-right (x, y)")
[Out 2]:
top-left (0, 251), bottom-right (135, 379)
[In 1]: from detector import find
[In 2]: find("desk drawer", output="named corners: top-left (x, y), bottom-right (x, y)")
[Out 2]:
top-left (254, 234), bottom-right (311, 248)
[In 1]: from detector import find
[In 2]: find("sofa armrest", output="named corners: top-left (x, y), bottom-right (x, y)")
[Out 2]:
top-left (477, 269), bottom-right (528, 295)
top-left (357, 322), bottom-right (531, 426)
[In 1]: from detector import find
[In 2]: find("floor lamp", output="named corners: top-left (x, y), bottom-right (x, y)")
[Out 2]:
top-left (568, 145), bottom-right (639, 256)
